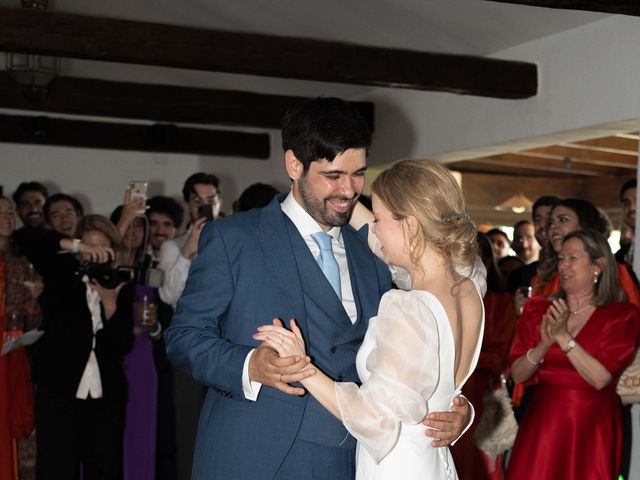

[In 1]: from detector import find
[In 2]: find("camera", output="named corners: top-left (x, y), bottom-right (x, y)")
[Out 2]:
top-left (80, 261), bottom-right (132, 289)
top-left (79, 262), bottom-right (164, 289)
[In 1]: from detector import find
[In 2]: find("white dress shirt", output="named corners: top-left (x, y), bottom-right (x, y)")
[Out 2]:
top-left (76, 277), bottom-right (104, 399)
top-left (158, 228), bottom-right (192, 309)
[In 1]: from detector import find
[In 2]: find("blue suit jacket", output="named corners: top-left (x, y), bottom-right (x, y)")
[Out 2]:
top-left (165, 195), bottom-right (391, 479)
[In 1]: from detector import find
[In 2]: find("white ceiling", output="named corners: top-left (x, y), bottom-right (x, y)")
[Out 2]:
top-left (11, 0), bottom-right (610, 56)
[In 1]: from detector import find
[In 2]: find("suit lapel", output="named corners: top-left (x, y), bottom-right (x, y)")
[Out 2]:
top-left (256, 197), bottom-right (307, 327)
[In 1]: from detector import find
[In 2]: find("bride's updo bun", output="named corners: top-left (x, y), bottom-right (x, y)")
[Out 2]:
top-left (371, 159), bottom-right (477, 273)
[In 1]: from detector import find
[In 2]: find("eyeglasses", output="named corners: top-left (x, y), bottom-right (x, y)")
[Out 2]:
top-left (516, 235), bottom-right (536, 244)
top-left (189, 194), bottom-right (220, 208)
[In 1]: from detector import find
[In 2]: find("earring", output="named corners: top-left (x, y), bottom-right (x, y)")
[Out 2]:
top-left (594, 271), bottom-right (600, 285)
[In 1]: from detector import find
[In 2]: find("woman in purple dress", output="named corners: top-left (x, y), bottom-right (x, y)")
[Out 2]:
top-left (112, 198), bottom-right (161, 480)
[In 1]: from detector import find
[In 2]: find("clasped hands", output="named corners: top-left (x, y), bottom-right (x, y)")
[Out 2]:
top-left (540, 298), bottom-right (571, 346)
top-left (248, 318), bottom-right (316, 396)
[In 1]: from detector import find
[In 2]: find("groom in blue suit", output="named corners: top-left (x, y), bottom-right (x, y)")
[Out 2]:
top-left (165, 97), bottom-right (469, 480)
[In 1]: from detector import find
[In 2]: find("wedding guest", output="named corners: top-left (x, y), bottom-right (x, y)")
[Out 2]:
top-left (12, 182), bottom-right (48, 229)
top-left (0, 196), bottom-right (43, 480)
top-left (44, 193), bottom-right (84, 239)
top-left (616, 179), bottom-right (636, 266)
top-left (145, 196), bottom-right (183, 263)
top-left (533, 198), bottom-right (640, 306)
top-left (112, 201), bottom-right (161, 480)
top-left (508, 230), bottom-right (640, 479)
top-left (487, 228), bottom-right (510, 260)
top-left (511, 220), bottom-right (540, 265)
top-left (17, 215), bottom-right (134, 479)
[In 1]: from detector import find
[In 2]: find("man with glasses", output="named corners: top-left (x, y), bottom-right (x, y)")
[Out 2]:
top-left (156, 173), bottom-right (221, 479)
top-left (511, 220), bottom-right (541, 265)
top-left (158, 173), bottom-right (221, 309)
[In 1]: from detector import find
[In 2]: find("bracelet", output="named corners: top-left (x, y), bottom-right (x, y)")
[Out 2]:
top-left (71, 238), bottom-right (81, 253)
top-left (526, 348), bottom-right (544, 366)
top-left (149, 323), bottom-right (162, 338)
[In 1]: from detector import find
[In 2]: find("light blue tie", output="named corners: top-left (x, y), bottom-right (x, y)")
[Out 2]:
top-left (311, 232), bottom-right (342, 300)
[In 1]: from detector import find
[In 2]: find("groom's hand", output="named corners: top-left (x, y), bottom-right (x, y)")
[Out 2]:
top-left (249, 344), bottom-right (315, 396)
top-left (422, 396), bottom-right (471, 447)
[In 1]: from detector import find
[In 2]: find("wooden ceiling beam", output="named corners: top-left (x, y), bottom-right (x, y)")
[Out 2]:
top-left (568, 136), bottom-right (639, 154)
top-left (0, 72), bottom-right (374, 131)
top-left (451, 161), bottom-right (574, 177)
top-left (485, 1), bottom-right (640, 16)
top-left (0, 112), bottom-right (270, 158)
top-left (515, 151), bottom-right (634, 172)
top-left (523, 146), bottom-right (637, 168)
top-left (615, 133), bottom-right (639, 141)
top-left (0, 7), bottom-right (537, 99)
top-left (470, 154), bottom-right (603, 176)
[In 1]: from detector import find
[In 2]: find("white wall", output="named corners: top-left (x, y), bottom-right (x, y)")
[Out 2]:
top-left (2, 14), bottom-right (640, 220)
top-left (364, 14), bottom-right (640, 166)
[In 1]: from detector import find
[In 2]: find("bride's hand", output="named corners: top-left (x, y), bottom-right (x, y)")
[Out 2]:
top-left (254, 319), bottom-right (306, 358)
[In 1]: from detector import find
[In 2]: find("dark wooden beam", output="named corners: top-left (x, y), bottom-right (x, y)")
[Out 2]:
top-left (0, 113), bottom-right (270, 158)
top-left (463, 154), bottom-right (603, 176)
top-left (570, 136), bottom-right (639, 154)
top-left (0, 72), bottom-right (374, 131)
top-left (0, 7), bottom-right (537, 99)
top-left (486, 0), bottom-right (640, 16)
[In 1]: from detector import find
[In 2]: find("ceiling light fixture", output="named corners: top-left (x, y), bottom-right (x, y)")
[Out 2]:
top-left (5, 0), bottom-right (59, 102)
top-left (495, 193), bottom-right (533, 214)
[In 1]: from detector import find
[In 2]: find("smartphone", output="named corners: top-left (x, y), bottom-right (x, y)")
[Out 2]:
top-left (128, 180), bottom-right (148, 215)
top-left (197, 204), bottom-right (215, 221)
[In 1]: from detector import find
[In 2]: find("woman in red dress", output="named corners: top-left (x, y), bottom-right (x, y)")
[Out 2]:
top-left (507, 230), bottom-right (640, 480)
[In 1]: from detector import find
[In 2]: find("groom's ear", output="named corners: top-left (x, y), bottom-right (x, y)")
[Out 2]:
top-left (285, 149), bottom-right (304, 181)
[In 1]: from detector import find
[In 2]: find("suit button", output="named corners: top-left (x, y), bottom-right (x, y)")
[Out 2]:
top-left (338, 375), bottom-right (344, 381)
top-left (330, 347), bottom-right (336, 353)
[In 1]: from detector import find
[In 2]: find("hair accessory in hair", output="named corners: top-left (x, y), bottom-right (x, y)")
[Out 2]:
top-left (441, 211), bottom-right (471, 225)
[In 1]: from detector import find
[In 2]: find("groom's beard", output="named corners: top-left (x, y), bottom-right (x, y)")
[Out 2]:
top-left (298, 174), bottom-right (359, 228)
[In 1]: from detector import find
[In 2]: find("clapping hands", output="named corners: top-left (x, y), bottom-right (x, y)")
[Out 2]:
top-left (541, 299), bottom-right (571, 344)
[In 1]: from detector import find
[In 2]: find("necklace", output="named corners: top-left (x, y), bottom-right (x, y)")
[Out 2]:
top-left (570, 304), bottom-right (593, 315)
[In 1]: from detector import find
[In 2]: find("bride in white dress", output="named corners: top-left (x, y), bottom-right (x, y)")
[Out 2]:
top-left (255, 160), bottom-right (485, 480)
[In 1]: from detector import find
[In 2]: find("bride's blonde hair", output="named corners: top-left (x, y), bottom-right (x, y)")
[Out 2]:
top-left (371, 159), bottom-right (477, 273)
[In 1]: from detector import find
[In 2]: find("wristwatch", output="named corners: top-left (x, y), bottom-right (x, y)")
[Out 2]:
top-left (563, 337), bottom-right (577, 354)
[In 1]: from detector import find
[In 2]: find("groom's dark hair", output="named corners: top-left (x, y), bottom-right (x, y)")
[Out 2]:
top-left (281, 97), bottom-right (371, 171)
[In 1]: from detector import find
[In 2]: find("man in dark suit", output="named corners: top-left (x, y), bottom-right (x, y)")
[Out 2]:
top-left (165, 97), bottom-right (469, 480)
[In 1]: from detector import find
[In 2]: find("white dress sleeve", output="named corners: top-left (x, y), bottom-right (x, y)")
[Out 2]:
top-left (335, 290), bottom-right (440, 462)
